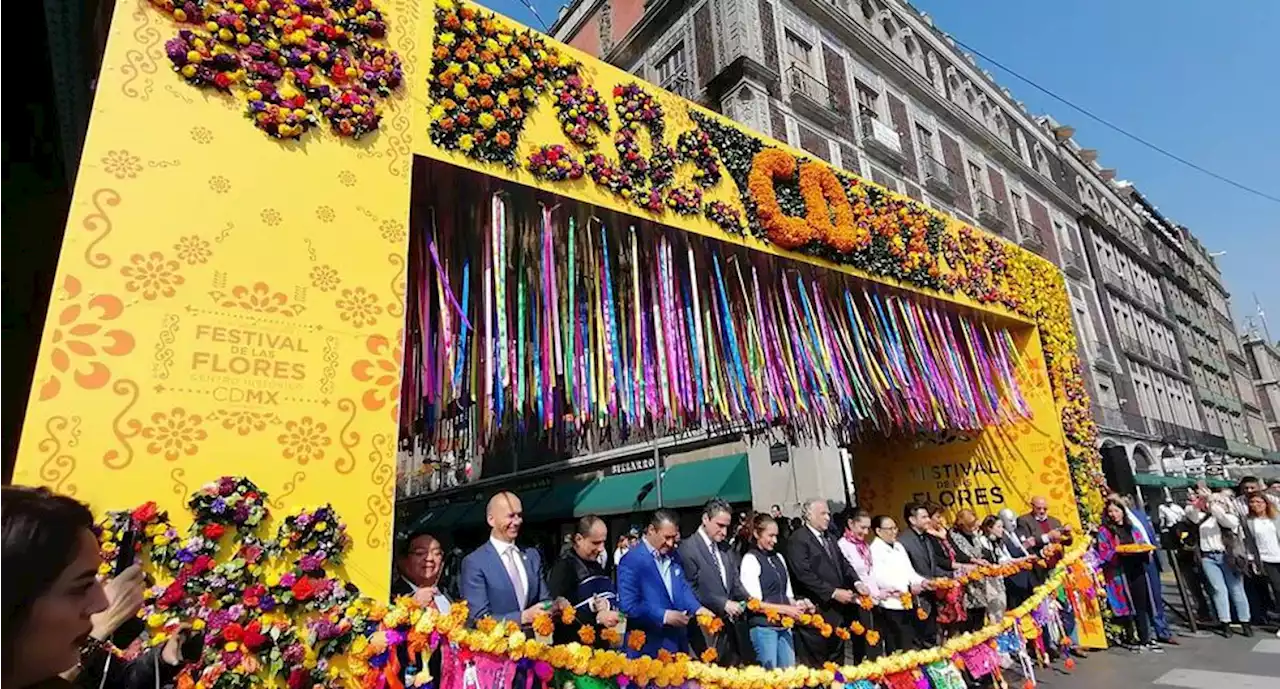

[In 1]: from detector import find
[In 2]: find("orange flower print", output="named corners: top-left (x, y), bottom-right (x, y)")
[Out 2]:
top-left (102, 150), bottom-right (142, 179)
top-left (279, 416), bottom-right (332, 463)
top-left (173, 235), bottom-right (212, 265)
top-left (1037, 454), bottom-right (1071, 501)
top-left (141, 408), bottom-right (208, 460)
top-left (310, 265), bottom-right (341, 292)
top-left (220, 282), bottom-right (303, 316)
top-left (336, 287), bottom-right (382, 328)
top-left (352, 332), bottom-right (402, 419)
top-left (211, 410), bottom-right (277, 436)
top-left (39, 275), bottom-right (135, 401)
top-left (121, 252), bottom-right (184, 299)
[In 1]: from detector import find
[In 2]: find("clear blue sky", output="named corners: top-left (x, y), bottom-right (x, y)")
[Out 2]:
top-left (484, 0), bottom-right (1280, 336)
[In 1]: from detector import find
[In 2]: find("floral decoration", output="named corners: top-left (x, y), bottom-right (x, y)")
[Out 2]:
top-left (153, 0), bottom-right (403, 140)
top-left (703, 200), bottom-right (744, 235)
top-left (527, 145), bottom-right (584, 181)
top-left (428, 0), bottom-right (576, 164)
top-left (664, 184), bottom-right (703, 215)
top-left (553, 75), bottom-right (609, 145)
top-left (39, 275), bottom-right (135, 401)
top-left (677, 128), bottom-right (722, 188)
top-left (418, 0), bottom-right (1103, 520)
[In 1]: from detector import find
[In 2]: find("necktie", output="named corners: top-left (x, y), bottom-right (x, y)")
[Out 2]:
top-left (818, 533), bottom-right (833, 561)
top-left (709, 541), bottom-right (726, 589)
top-left (504, 547), bottom-right (527, 609)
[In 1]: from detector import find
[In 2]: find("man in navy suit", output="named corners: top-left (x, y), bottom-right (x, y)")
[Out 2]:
top-left (618, 509), bottom-right (712, 658)
top-left (460, 491), bottom-right (554, 626)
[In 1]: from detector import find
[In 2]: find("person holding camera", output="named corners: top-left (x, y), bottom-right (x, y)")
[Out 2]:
top-left (3, 486), bottom-right (194, 689)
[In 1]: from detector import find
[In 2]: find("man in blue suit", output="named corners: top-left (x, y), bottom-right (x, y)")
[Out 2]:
top-left (618, 509), bottom-right (712, 658)
top-left (460, 491), bottom-right (554, 626)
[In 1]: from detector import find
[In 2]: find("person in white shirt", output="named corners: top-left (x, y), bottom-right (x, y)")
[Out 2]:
top-left (1244, 492), bottom-right (1280, 621)
top-left (1185, 489), bottom-right (1252, 636)
top-left (868, 515), bottom-right (929, 653)
top-left (739, 513), bottom-right (811, 668)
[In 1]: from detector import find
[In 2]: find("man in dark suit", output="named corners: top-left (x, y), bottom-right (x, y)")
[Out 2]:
top-left (618, 509), bottom-right (712, 658)
top-left (391, 530), bottom-right (454, 612)
top-left (680, 499), bottom-right (750, 665)
top-left (459, 491), bottom-right (554, 626)
top-left (1015, 495), bottom-right (1073, 555)
top-left (896, 502), bottom-right (941, 647)
top-left (786, 498), bottom-right (868, 665)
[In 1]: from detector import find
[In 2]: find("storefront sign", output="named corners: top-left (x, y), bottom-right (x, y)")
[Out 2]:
top-left (607, 457), bottom-right (658, 476)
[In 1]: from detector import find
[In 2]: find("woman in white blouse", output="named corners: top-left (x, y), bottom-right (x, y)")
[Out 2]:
top-left (868, 515), bottom-right (929, 653)
top-left (1245, 492), bottom-right (1280, 621)
top-left (739, 514), bottom-right (812, 668)
top-left (1185, 489), bottom-right (1252, 636)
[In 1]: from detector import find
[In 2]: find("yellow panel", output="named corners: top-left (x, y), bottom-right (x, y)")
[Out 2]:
top-left (855, 326), bottom-right (1082, 532)
top-left (10, 0), bottom-right (420, 598)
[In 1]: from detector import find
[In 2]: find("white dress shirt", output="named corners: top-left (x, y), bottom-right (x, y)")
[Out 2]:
top-left (869, 538), bottom-right (924, 610)
top-left (491, 536), bottom-right (529, 601)
top-left (698, 527), bottom-right (728, 589)
top-left (644, 539), bottom-right (674, 598)
top-left (400, 577), bottom-right (452, 613)
top-left (739, 550), bottom-right (796, 601)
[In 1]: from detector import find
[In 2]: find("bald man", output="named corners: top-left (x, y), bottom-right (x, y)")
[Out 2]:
top-left (1015, 496), bottom-right (1073, 556)
top-left (459, 492), bottom-right (553, 625)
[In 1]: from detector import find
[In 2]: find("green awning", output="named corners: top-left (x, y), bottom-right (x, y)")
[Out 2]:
top-left (657, 453), bottom-right (751, 508)
top-left (574, 470), bottom-right (661, 516)
top-left (1133, 474), bottom-right (1233, 490)
top-left (524, 479), bottom-right (599, 522)
top-left (573, 453), bottom-right (751, 516)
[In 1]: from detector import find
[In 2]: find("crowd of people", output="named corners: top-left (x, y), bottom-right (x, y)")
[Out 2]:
top-left (7, 477), bottom-right (1280, 689)
top-left (392, 491), bottom-right (1088, 673)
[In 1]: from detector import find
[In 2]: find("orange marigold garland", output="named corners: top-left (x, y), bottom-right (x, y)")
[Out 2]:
top-left (748, 149), bottom-right (813, 249)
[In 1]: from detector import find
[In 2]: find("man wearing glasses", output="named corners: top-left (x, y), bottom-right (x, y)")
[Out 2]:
top-left (392, 530), bottom-right (453, 613)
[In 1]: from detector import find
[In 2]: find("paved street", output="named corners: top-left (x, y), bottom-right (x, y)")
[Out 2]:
top-left (1032, 633), bottom-right (1280, 689)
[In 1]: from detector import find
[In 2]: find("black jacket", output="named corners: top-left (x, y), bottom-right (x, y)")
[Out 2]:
top-left (784, 525), bottom-right (860, 609)
top-left (678, 531), bottom-right (749, 618)
top-left (898, 527), bottom-right (941, 578)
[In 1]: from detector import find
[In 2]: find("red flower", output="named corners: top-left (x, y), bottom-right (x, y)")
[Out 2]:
top-left (222, 622), bottom-right (245, 643)
top-left (158, 581), bottom-right (185, 607)
top-left (242, 621), bottom-right (268, 651)
top-left (131, 501), bottom-right (159, 524)
top-left (192, 554), bottom-right (214, 574)
top-left (287, 669), bottom-right (308, 689)
top-left (202, 523), bottom-right (226, 540)
top-left (291, 576), bottom-right (318, 601)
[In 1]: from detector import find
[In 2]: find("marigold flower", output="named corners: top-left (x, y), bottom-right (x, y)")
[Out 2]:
top-left (627, 630), bottom-right (646, 651)
top-left (578, 625), bottom-right (596, 645)
top-left (700, 648), bottom-right (718, 663)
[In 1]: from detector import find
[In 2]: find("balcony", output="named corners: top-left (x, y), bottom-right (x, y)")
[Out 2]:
top-left (1091, 404), bottom-right (1149, 435)
top-left (975, 191), bottom-right (1008, 234)
top-left (1091, 339), bottom-right (1117, 372)
top-left (1061, 247), bottom-right (1088, 278)
top-left (1119, 333), bottom-right (1150, 359)
top-left (919, 154), bottom-right (959, 201)
top-left (786, 65), bottom-right (843, 128)
top-left (1018, 217), bottom-right (1047, 253)
top-left (1101, 268), bottom-right (1130, 296)
top-left (859, 111), bottom-right (905, 167)
top-left (1154, 350), bottom-right (1182, 375)
top-left (1149, 419), bottom-right (1215, 447)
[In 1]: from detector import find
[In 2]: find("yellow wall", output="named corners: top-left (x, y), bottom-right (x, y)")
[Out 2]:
top-left (11, 0), bottom-right (420, 597)
top-left (855, 326), bottom-right (1081, 531)
top-left (14, 0), bottom-right (1078, 597)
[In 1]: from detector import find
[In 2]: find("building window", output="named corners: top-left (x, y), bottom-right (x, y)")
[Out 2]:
top-left (654, 43), bottom-right (687, 95)
top-left (967, 160), bottom-right (985, 204)
top-left (784, 31), bottom-right (814, 74)
top-left (1033, 145), bottom-right (1049, 175)
top-left (915, 123), bottom-right (935, 158)
top-left (855, 80), bottom-right (880, 119)
top-left (1010, 189), bottom-right (1026, 225)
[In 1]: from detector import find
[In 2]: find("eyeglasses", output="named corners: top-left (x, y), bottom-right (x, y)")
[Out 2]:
top-left (877, 525), bottom-right (899, 532)
top-left (409, 549), bottom-right (443, 558)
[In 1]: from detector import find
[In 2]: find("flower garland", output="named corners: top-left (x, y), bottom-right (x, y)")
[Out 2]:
top-left (677, 129), bottom-right (723, 188)
top-left (153, 0), bottom-right (403, 140)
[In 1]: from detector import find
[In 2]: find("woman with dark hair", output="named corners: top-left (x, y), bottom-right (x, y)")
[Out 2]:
top-left (1096, 499), bottom-right (1161, 652)
top-left (548, 515), bottom-right (622, 647)
top-left (739, 513), bottom-right (810, 668)
top-left (2, 486), bottom-right (188, 688)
